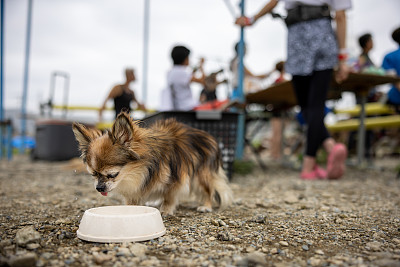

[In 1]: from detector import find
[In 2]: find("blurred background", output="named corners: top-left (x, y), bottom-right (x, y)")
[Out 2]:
top-left (3, 0), bottom-right (400, 130)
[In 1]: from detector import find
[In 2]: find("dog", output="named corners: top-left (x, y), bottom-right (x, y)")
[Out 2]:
top-left (72, 112), bottom-right (233, 215)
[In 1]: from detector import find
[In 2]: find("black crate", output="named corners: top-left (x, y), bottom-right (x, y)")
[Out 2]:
top-left (32, 120), bottom-right (80, 161)
top-left (141, 111), bottom-right (238, 179)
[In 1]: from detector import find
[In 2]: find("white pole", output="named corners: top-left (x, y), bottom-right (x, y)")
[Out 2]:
top-left (142, 0), bottom-right (150, 106)
top-left (20, 0), bottom-right (33, 154)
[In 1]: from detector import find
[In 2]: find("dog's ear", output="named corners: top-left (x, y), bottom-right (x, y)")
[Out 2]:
top-left (111, 112), bottom-right (136, 145)
top-left (109, 112), bottom-right (141, 160)
top-left (72, 122), bottom-right (98, 161)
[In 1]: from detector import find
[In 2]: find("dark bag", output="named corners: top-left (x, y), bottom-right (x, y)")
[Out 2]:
top-left (285, 4), bottom-right (331, 26)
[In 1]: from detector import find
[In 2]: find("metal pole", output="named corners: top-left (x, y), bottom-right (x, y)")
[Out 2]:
top-left (357, 92), bottom-right (367, 165)
top-left (0, 0), bottom-right (4, 121)
top-left (62, 72), bottom-right (70, 118)
top-left (223, 0), bottom-right (237, 18)
top-left (0, 0), bottom-right (5, 159)
top-left (7, 121), bottom-right (12, 160)
top-left (237, 1), bottom-right (245, 102)
top-left (20, 0), bottom-right (33, 154)
top-left (48, 72), bottom-right (56, 117)
top-left (142, 0), bottom-right (150, 106)
top-left (235, 0), bottom-right (246, 159)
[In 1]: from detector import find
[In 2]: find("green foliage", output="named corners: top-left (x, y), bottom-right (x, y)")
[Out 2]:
top-left (233, 160), bottom-right (255, 175)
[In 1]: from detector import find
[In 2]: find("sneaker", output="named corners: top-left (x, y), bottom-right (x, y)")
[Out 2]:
top-left (327, 143), bottom-right (347, 179)
top-left (314, 165), bottom-right (327, 179)
top-left (300, 170), bottom-right (319, 180)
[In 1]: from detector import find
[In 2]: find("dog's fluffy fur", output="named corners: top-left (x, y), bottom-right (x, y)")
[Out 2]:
top-left (72, 112), bottom-right (233, 215)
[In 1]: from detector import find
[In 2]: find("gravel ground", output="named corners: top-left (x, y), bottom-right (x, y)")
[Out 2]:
top-left (1, 154), bottom-right (400, 267)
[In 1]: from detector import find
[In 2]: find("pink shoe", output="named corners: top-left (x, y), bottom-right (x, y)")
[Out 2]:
top-left (300, 170), bottom-right (319, 180)
top-left (314, 165), bottom-right (327, 179)
top-left (327, 143), bottom-right (347, 179)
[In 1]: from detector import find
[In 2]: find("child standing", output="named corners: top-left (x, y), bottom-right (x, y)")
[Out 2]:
top-left (163, 46), bottom-right (205, 111)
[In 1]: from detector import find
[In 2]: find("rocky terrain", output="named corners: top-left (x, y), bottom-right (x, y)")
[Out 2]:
top-left (1, 155), bottom-right (400, 267)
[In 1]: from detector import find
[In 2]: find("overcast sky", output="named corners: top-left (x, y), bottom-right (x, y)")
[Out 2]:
top-left (3, 0), bottom-right (400, 120)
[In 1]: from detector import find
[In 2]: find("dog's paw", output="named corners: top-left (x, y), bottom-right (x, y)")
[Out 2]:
top-left (197, 206), bottom-right (212, 213)
top-left (160, 206), bottom-right (175, 216)
top-left (161, 213), bottom-right (173, 219)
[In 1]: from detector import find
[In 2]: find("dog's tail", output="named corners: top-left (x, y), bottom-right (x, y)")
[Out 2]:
top-left (213, 167), bottom-right (234, 209)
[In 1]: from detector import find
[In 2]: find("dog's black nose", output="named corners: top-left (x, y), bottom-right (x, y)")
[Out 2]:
top-left (96, 184), bottom-right (106, 192)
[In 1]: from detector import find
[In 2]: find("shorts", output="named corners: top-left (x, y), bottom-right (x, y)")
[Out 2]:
top-left (286, 18), bottom-right (338, 76)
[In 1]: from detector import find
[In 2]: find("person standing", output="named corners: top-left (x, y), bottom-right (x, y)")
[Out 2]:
top-left (357, 33), bottom-right (375, 70)
top-left (347, 33), bottom-right (377, 160)
top-left (270, 61), bottom-right (287, 161)
top-left (382, 26), bottom-right (400, 113)
top-left (99, 68), bottom-right (145, 120)
top-left (199, 69), bottom-right (227, 104)
top-left (230, 42), bottom-right (274, 97)
top-left (236, 0), bottom-right (351, 180)
top-left (164, 45), bottom-right (205, 111)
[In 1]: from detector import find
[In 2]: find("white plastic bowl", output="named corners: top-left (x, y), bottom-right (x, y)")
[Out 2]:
top-left (77, 205), bottom-right (166, 243)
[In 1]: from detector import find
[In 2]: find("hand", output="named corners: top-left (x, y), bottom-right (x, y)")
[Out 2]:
top-left (260, 72), bottom-right (271, 79)
top-left (199, 57), bottom-right (205, 66)
top-left (235, 16), bottom-right (252, 27)
top-left (335, 62), bottom-right (350, 84)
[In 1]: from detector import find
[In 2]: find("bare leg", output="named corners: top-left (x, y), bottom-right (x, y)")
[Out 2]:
top-left (302, 155), bottom-right (316, 173)
top-left (323, 137), bottom-right (335, 154)
top-left (270, 118), bottom-right (283, 160)
top-left (301, 137), bottom-right (335, 176)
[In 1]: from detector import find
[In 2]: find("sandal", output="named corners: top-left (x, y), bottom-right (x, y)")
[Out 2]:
top-left (300, 170), bottom-right (319, 180)
top-left (327, 143), bottom-right (347, 179)
top-left (314, 165), bottom-right (327, 179)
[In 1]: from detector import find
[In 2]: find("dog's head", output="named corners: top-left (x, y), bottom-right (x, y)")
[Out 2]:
top-left (72, 112), bottom-right (142, 196)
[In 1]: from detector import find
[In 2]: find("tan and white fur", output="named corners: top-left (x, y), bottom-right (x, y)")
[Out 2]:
top-left (72, 112), bottom-right (233, 215)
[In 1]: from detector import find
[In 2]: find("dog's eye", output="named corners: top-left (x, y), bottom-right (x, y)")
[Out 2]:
top-left (107, 172), bottom-right (119, 179)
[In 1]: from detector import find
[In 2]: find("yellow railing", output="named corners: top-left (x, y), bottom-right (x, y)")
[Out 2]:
top-left (327, 115), bottom-right (400, 132)
top-left (334, 103), bottom-right (395, 116)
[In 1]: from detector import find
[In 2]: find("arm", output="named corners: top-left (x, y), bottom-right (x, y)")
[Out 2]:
top-left (130, 90), bottom-right (146, 111)
top-left (335, 10), bottom-right (347, 52)
top-left (191, 58), bottom-right (205, 84)
top-left (335, 9), bottom-right (350, 83)
top-left (253, 0), bottom-right (279, 24)
top-left (217, 79), bottom-right (228, 86)
top-left (235, 0), bottom-right (278, 26)
top-left (245, 66), bottom-right (273, 80)
top-left (256, 69), bottom-right (275, 79)
top-left (99, 86), bottom-right (121, 120)
top-left (191, 74), bottom-right (205, 84)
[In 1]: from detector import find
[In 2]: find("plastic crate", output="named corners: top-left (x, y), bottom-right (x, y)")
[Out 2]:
top-left (141, 111), bottom-right (238, 179)
top-left (32, 120), bottom-right (80, 161)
